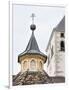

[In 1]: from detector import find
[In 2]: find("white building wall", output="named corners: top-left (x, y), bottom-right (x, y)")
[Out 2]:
top-left (55, 31), bottom-right (65, 76)
top-left (46, 16), bottom-right (65, 77)
top-left (46, 31), bottom-right (65, 77)
top-left (46, 32), bottom-right (56, 76)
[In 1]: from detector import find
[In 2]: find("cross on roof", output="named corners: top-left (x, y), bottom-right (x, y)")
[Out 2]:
top-left (31, 13), bottom-right (35, 24)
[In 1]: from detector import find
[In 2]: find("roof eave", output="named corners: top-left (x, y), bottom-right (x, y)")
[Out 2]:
top-left (18, 53), bottom-right (47, 63)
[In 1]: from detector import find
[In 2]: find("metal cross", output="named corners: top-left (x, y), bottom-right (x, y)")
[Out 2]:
top-left (31, 13), bottom-right (35, 24)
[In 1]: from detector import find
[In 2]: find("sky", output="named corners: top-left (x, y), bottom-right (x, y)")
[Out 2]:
top-left (12, 4), bottom-right (65, 75)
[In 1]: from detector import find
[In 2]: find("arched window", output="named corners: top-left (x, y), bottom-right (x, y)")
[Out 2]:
top-left (23, 61), bottom-right (27, 70)
top-left (60, 41), bottom-right (65, 51)
top-left (40, 61), bottom-right (42, 70)
top-left (30, 60), bottom-right (36, 71)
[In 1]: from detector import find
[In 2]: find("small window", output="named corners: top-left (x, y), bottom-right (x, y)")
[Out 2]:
top-left (61, 33), bottom-right (64, 37)
top-left (60, 41), bottom-right (65, 51)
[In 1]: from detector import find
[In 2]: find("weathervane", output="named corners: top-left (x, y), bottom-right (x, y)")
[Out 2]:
top-left (30, 13), bottom-right (36, 31)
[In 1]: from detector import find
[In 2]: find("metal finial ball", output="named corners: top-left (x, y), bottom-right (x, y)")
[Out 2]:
top-left (30, 24), bottom-right (36, 31)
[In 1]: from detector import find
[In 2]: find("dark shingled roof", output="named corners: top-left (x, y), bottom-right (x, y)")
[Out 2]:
top-left (25, 31), bottom-right (40, 52)
top-left (18, 31), bottom-right (47, 62)
top-left (54, 16), bottom-right (65, 32)
top-left (46, 16), bottom-right (65, 51)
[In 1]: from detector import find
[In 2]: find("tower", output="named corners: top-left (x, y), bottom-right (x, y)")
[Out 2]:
top-left (46, 16), bottom-right (65, 77)
top-left (18, 13), bottom-right (47, 72)
top-left (13, 14), bottom-right (51, 85)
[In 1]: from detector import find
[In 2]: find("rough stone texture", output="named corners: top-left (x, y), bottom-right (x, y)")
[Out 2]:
top-left (12, 70), bottom-right (52, 86)
top-left (12, 70), bottom-right (65, 86)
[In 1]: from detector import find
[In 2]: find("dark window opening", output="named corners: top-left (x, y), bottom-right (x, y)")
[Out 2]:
top-left (61, 33), bottom-right (64, 37)
top-left (60, 41), bottom-right (65, 51)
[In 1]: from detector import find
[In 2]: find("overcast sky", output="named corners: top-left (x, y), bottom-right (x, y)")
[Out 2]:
top-left (12, 4), bottom-right (65, 75)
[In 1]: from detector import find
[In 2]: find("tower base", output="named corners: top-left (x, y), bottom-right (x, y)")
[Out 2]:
top-left (12, 70), bottom-right (52, 86)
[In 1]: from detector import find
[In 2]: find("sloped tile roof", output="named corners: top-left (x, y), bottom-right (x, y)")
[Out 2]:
top-left (54, 16), bottom-right (65, 32)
